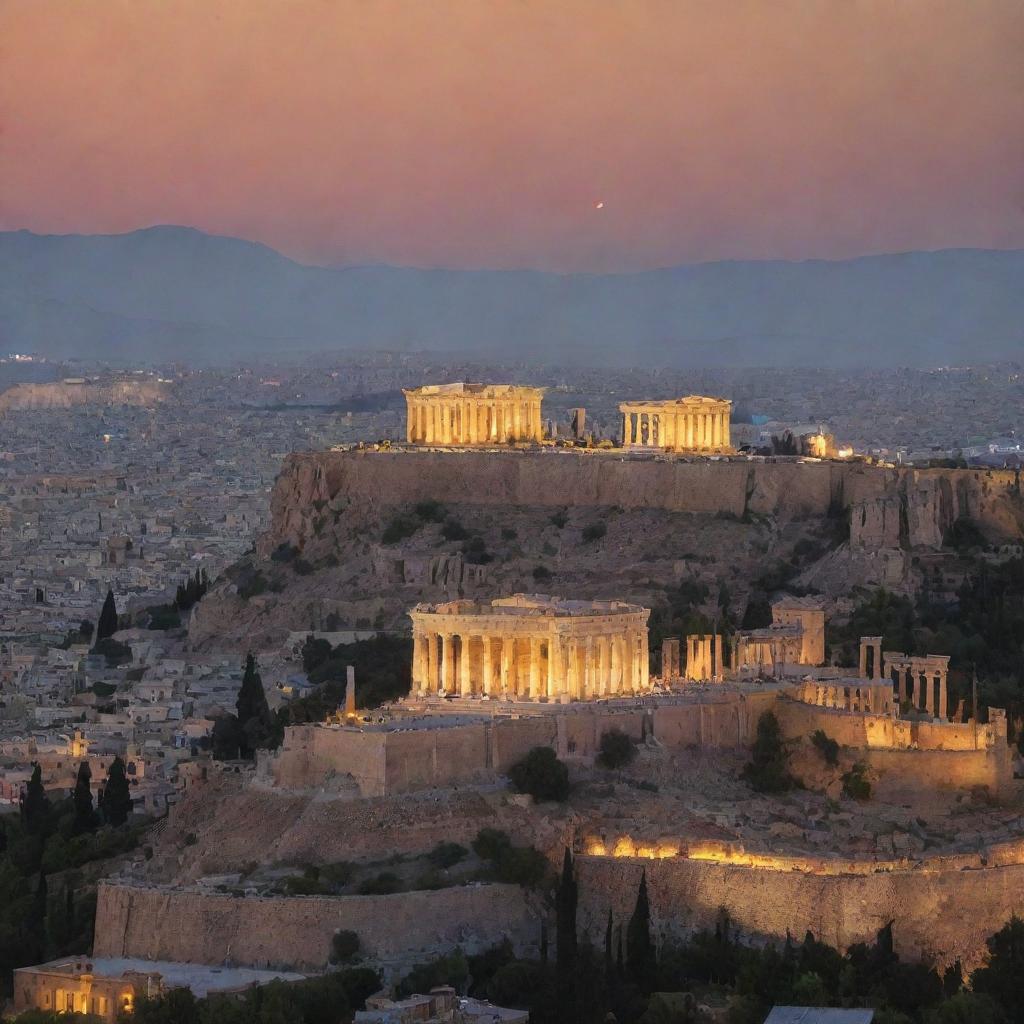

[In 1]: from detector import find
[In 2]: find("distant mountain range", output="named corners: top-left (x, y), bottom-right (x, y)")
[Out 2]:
top-left (1, 226), bottom-right (1022, 367)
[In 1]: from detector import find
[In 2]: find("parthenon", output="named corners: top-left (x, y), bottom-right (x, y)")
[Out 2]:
top-left (619, 395), bottom-right (733, 452)
top-left (408, 594), bottom-right (651, 701)
top-left (403, 383), bottom-right (545, 445)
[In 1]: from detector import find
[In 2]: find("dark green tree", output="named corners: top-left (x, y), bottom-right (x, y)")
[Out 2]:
top-left (555, 848), bottom-right (578, 1022)
top-left (507, 746), bottom-right (570, 802)
top-left (605, 908), bottom-right (615, 984)
top-left (742, 711), bottom-right (796, 793)
top-left (21, 763), bottom-right (49, 833)
top-left (626, 869), bottom-right (656, 991)
top-left (99, 756), bottom-right (133, 826)
top-left (96, 588), bottom-right (119, 642)
top-left (972, 915), bottom-right (1024, 1023)
top-left (72, 762), bottom-right (95, 834)
top-left (236, 653), bottom-right (275, 757)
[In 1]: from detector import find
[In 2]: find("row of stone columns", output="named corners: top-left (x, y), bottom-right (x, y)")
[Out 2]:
top-left (412, 630), bottom-right (649, 700)
top-left (888, 658), bottom-right (949, 720)
top-left (407, 398), bottom-right (543, 445)
top-left (801, 681), bottom-right (893, 715)
top-left (621, 409), bottom-right (729, 450)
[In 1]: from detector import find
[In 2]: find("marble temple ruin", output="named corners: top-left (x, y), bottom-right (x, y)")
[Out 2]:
top-left (619, 395), bottom-right (733, 452)
top-left (403, 383), bottom-right (545, 445)
top-left (408, 594), bottom-right (651, 700)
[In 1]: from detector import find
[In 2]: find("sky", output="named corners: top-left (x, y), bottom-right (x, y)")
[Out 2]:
top-left (2, 0), bottom-right (1023, 272)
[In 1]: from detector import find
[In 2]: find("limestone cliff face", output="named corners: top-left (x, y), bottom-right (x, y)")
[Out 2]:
top-left (189, 451), bottom-right (1024, 648)
top-left (266, 450), bottom-right (1023, 553)
top-left (0, 379), bottom-right (168, 412)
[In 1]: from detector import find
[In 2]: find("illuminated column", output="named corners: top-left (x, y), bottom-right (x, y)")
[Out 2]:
top-left (425, 633), bottom-right (439, 692)
top-left (638, 630), bottom-right (650, 690)
top-left (482, 636), bottom-right (494, 696)
top-left (548, 634), bottom-right (557, 700)
top-left (459, 635), bottom-right (472, 696)
top-left (938, 672), bottom-right (948, 720)
top-left (529, 637), bottom-right (542, 699)
top-left (500, 636), bottom-right (511, 696)
top-left (440, 633), bottom-right (454, 693)
top-left (598, 636), bottom-right (610, 695)
top-left (687, 413), bottom-right (696, 449)
top-left (547, 635), bottom-right (559, 698)
top-left (412, 631), bottom-right (428, 692)
top-left (858, 641), bottom-right (869, 680)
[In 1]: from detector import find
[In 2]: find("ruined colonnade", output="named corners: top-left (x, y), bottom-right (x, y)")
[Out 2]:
top-left (409, 595), bottom-right (651, 701)
top-left (404, 384), bottom-right (544, 445)
top-left (620, 397), bottom-right (732, 452)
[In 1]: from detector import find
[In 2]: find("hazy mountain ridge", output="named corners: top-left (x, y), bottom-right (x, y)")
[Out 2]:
top-left (2, 226), bottom-right (1022, 366)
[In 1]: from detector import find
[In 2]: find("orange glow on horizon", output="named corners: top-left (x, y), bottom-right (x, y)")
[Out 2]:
top-left (2, 0), bottom-right (1022, 271)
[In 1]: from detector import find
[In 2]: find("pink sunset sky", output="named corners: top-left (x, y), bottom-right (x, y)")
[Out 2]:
top-left (2, 0), bottom-right (1023, 271)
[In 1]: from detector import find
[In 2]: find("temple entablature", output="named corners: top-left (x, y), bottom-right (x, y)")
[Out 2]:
top-left (619, 395), bottom-right (733, 453)
top-left (403, 383), bottom-right (544, 446)
top-left (408, 593), bottom-right (651, 701)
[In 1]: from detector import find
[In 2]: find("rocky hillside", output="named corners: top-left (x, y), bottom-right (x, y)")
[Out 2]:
top-left (189, 450), bottom-right (1024, 650)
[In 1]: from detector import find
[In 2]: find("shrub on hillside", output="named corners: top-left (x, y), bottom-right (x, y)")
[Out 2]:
top-left (330, 929), bottom-right (360, 964)
top-left (741, 712), bottom-right (797, 793)
top-left (507, 746), bottom-right (570, 802)
top-left (812, 729), bottom-right (840, 766)
top-left (597, 728), bottom-right (637, 769)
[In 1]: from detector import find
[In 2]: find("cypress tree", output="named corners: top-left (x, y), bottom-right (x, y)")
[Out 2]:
top-left (72, 762), bottom-right (95, 833)
top-left (604, 908), bottom-right (614, 983)
top-left (96, 588), bottom-right (119, 642)
top-left (99, 756), bottom-right (133, 826)
top-left (21, 763), bottom-right (49, 833)
top-left (626, 869), bottom-right (656, 992)
top-left (555, 848), bottom-right (578, 1021)
top-left (29, 870), bottom-right (48, 962)
top-left (236, 653), bottom-right (273, 757)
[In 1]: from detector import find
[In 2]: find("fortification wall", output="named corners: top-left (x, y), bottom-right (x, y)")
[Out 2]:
top-left (266, 449), bottom-right (1024, 554)
top-left (93, 882), bottom-right (537, 971)
top-left (576, 851), bottom-right (1024, 969)
top-left (774, 698), bottom-right (1014, 796)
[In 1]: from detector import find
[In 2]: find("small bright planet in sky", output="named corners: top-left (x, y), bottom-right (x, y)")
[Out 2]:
top-left (594, 201), bottom-right (604, 209)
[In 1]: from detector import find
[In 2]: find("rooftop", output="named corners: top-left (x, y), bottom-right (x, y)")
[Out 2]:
top-left (19, 957), bottom-right (305, 997)
top-left (413, 593), bottom-right (647, 618)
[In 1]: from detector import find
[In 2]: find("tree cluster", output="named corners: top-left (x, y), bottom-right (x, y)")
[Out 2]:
top-left (174, 568), bottom-right (210, 611)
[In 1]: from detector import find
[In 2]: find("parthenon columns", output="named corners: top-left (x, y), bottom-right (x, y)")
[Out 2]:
top-left (410, 626), bottom-right (650, 701)
top-left (404, 385), bottom-right (545, 446)
top-left (619, 398), bottom-right (733, 453)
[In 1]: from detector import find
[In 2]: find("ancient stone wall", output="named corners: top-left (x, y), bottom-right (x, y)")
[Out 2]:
top-left (93, 882), bottom-right (538, 971)
top-left (576, 850), bottom-right (1024, 970)
top-left (266, 450), bottom-right (1024, 555)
